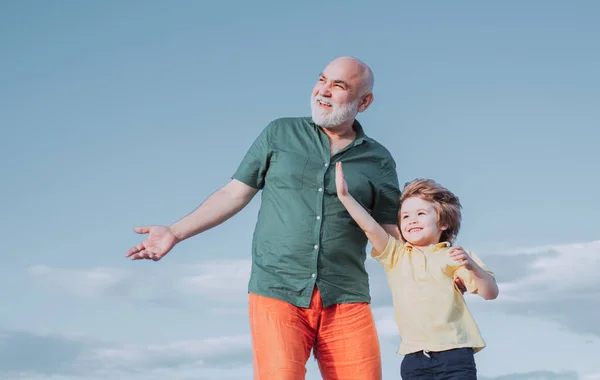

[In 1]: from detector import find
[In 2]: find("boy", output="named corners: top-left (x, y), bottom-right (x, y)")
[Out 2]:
top-left (335, 162), bottom-right (498, 380)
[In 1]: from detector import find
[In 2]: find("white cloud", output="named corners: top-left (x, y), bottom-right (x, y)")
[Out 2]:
top-left (0, 330), bottom-right (253, 379)
top-left (480, 371), bottom-right (579, 380)
top-left (483, 240), bottom-right (600, 336)
top-left (90, 334), bottom-right (252, 369)
top-left (208, 307), bottom-right (247, 316)
top-left (25, 238), bottom-right (600, 374)
top-left (372, 306), bottom-right (398, 339)
top-left (173, 260), bottom-right (251, 299)
top-left (27, 259), bottom-right (252, 304)
top-left (27, 265), bottom-right (127, 298)
top-left (2, 366), bottom-right (256, 380)
top-left (498, 241), bottom-right (600, 301)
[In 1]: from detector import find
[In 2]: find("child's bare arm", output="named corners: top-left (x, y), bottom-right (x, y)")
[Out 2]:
top-left (335, 162), bottom-right (390, 253)
top-left (470, 265), bottom-right (499, 300)
top-left (449, 247), bottom-right (499, 300)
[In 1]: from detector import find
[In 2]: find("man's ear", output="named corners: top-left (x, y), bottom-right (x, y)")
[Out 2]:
top-left (357, 92), bottom-right (374, 113)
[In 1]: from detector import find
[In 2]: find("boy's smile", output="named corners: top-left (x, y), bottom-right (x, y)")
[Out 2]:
top-left (399, 197), bottom-right (447, 248)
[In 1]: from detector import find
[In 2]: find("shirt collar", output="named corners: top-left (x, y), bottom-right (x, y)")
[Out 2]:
top-left (404, 241), bottom-right (451, 252)
top-left (353, 119), bottom-right (367, 143)
top-left (309, 117), bottom-right (368, 145)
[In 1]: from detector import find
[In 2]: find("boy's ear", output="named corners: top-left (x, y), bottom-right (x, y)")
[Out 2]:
top-left (440, 224), bottom-right (449, 231)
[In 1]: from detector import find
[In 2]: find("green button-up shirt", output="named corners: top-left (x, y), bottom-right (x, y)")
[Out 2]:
top-left (233, 117), bottom-right (400, 307)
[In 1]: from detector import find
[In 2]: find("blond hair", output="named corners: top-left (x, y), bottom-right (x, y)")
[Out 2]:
top-left (400, 179), bottom-right (462, 244)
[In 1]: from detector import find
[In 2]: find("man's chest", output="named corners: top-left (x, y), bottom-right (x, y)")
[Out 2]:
top-left (265, 140), bottom-right (379, 210)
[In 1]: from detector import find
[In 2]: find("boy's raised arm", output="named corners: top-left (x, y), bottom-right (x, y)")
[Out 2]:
top-left (335, 162), bottom-right (390, 253)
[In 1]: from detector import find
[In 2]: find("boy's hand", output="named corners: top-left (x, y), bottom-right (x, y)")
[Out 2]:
top-left (335, 162), bottom-right (349, 198)
top-left (449, 246), bottom-right (476, 271)
top-left (455, 278), bottom-right (467, 294)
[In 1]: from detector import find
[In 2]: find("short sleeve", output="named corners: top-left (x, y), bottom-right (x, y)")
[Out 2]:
top-left (372, 234), bottom-right (404, 271)
top-left (453, 251), bottom-right (494, 294)
top-left (370, 158), bottom-right (401, 225)
top-left (232, 123), bottom-right (274, 189)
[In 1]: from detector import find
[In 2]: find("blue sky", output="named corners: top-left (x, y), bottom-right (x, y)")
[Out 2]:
top-left (1, 1), bottom-right (599, 379)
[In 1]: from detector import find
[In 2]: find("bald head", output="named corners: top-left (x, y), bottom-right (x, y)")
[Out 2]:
top-left (324, 56), bottom-right (374, 96)
top-left (310, 56), bottom-right (376, 129)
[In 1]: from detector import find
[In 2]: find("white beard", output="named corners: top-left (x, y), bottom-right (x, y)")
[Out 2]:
top-left (310, 95), bottom-right (360, 128)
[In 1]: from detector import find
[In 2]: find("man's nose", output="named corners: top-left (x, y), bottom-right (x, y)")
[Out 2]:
top-left (318, 85), bottom-right (332, 97)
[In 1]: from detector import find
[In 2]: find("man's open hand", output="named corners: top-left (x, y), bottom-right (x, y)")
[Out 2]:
top-left (125, 225), bottom-right (179, 261)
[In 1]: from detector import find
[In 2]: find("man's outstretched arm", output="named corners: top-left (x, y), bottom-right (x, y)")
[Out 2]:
top-left (171, 179), bottom-right (258, 240)
top-left (126, 179), bottom-right (258, 261)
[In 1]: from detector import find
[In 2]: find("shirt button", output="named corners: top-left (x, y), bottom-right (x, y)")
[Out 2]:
top-left (311, 273), bottom-right (316, 278)
top-left (318, 187), bottom-right (323, 192)
top-left (316, 216), bottom-right (321, 220)
top-left (324, 162), bottom-right (328, 167)
top-left (314, 244), bottom-right (319, 249)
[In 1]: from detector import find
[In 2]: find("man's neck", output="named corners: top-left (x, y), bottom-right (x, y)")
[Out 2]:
top-left (320, 120), bottom-right (357, 141)
top-left (320, 119), bottom-right (357, 156)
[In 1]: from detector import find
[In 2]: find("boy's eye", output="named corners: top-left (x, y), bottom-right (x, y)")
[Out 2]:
top-left (418, 212), bottom-right (425, 215)
top-left (402, 215), bottom-right (409, 219)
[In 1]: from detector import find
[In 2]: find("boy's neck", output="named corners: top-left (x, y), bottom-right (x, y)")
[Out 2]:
top-left (408, 241), bottom-right (447, 251)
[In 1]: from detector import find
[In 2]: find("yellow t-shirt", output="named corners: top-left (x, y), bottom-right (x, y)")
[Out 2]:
top-left (373, 235), bottom-right (494, 355)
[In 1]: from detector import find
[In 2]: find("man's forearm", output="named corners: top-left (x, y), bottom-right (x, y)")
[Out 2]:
top-left (170, 180), bottom-right (258, 241)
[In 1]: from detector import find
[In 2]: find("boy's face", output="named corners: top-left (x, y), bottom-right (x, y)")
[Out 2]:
top-left (399, 197), bottom-right (447, 248)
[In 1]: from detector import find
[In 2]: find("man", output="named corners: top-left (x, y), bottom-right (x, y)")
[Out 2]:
top-left (126, 57), bottom-right (401, 379)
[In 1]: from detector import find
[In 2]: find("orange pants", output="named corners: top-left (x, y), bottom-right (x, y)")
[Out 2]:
top-left (249, 287), bottom-right (382, 380)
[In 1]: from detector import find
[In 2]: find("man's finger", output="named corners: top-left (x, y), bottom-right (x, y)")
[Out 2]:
top-left (142, 250), bottom-right (156, 259)
top-left (129, 250), bottom-right (152, 260)
top-left (125, 243), bottom-right (143, 257)
top-left (134, 226), bottom-right (150, 234)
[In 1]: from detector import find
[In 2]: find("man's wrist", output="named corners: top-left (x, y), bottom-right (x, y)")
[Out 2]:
top-left (169, 225), bottom-right (185, 243)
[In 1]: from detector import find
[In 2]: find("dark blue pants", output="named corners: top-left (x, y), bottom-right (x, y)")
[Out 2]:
top-left (400, 348), bottom-right (477, 380)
